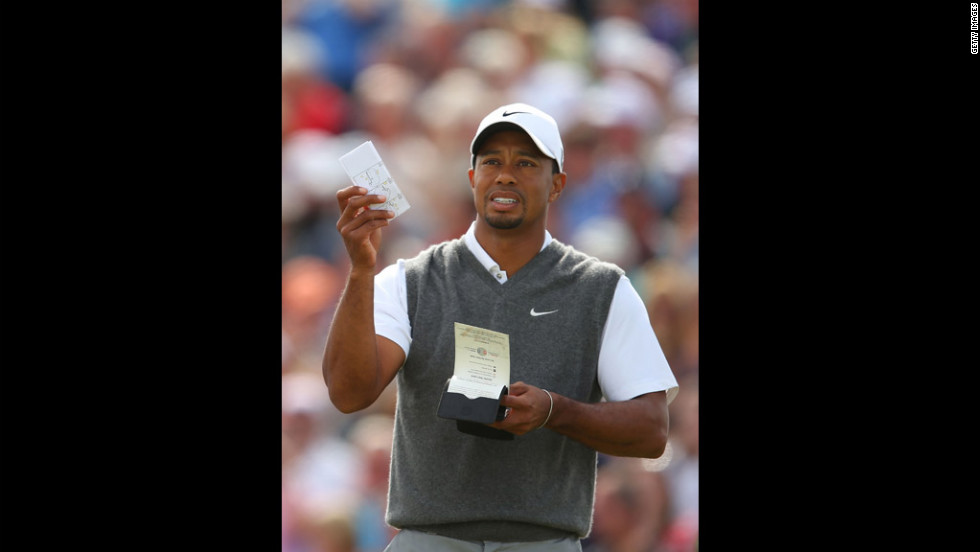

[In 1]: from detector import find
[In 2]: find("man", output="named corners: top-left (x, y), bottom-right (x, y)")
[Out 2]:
top-left (323, 103), bottom-right (679, 551)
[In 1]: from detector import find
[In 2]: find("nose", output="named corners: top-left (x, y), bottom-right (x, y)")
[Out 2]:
top-left (495, 165), bottom-right (517, 186)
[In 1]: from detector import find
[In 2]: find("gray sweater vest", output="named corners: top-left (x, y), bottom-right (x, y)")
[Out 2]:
top-left (385, 237), bottom-right (624, 541)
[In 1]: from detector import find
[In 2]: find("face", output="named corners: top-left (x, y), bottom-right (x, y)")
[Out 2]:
top-left (468, 129), bottom-right (565, 231)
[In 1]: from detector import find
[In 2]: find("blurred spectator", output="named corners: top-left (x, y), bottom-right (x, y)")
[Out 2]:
top-left (510, 59), bottom-right (590, 128)
top-left (639, 258), bottom-right (698, 381)
top-left (644, 118), bottom-right (698, 225)
top-left (557, 69), bottom-right (667, 267)
top-left (411, 66), bottom-right (496, 243)
top-left (282, 371), bottom-right (360, 503)
top-left (282, 255), bottom-right (343, 373)
top-left (641, 0), bottom-right (700, 57)
top-left (348, 414), bottom-right (398, 551)
top-left (296, 506), bottom-right (359, 552)
top-left (459, 27), bottom-right (531, 93)
top-left (584, 456), bottom-right (669, 552)
top-left (282, 371), bottom-right (362, 551)
top-left (590, 15), bottom-right (680, 104)
top-left (282, 27), bottom-right (351, 139)
top-left (289, 0), bottom-right (400, 92)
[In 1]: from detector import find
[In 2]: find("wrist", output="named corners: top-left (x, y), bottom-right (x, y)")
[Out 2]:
top-left (348, 265), bottom-right (377, 281)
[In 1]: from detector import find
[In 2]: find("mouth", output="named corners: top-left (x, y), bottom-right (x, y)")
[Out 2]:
top-left (488, 191), bottom-right (522, 211)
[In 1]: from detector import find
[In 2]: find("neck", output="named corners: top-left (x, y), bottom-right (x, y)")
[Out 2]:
top-left (473, 221), bottom-right (546, 276)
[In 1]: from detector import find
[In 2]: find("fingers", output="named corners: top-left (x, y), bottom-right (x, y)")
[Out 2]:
top-left (335, 186), bottom-right (395, 268)
top-left (499, 381), bottom-right (530, 408)
top-left (336, 185), bottom-right (383, 208)
top-left (337, 187), bottom-right (391, 227)
top-left (335, 185), bottom-right (369, 211)
top-left (338, 203), bottom-right (394, 236)
top-left (336, 186), bottom-right (393, 236)
top-left (492, 382), bottom-right (549, 435)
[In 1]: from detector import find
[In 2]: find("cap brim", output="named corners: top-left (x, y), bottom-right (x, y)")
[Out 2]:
top-left (470, 122), bottom-right (558, 168)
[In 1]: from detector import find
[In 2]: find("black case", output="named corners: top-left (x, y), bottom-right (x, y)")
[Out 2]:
top-left (436, 378), bottom-right (514, 440)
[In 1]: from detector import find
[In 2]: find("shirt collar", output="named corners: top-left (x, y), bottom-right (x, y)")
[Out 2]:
top-left (462, 220), bottom-right (552, 275)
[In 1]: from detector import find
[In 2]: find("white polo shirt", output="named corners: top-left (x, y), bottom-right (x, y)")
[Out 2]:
top-left (374, 222), bottom-right (678, 404)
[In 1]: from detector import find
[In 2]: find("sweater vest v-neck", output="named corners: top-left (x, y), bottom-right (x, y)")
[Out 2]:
top-left (385, 237), bottom-right (624, 541)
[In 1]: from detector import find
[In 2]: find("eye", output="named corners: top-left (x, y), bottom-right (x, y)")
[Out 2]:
top-left (482, 158), bottom-right (501, 166)
top-left (518, 160), bottom-right (535, 167)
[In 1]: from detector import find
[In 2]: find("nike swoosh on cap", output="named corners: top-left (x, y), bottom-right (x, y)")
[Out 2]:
top-left (502, 111), bottom-right (529, 117)
top-left (530, 308), bottom-right (559, 316)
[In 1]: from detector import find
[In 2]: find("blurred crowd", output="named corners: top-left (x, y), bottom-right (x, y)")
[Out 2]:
top-left (281, 1), bottom-right (699, 551)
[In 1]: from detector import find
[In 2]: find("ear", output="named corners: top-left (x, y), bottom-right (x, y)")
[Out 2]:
top-left (468, 168), bottom-right (476, 190)
top-left (549, 172), bottom-right (566, 203)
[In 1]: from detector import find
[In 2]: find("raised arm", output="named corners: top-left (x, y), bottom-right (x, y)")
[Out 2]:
top-left (322, 186), bottom-right (405, 413)
top-left (493, 383), bottom-right (669, 458)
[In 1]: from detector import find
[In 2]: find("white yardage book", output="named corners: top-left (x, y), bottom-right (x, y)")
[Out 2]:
top-left (338, 141), bottom-right (411, 218)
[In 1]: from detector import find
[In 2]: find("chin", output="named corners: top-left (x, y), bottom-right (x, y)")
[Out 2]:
top-left (484, 213), bottom-right (524, 230)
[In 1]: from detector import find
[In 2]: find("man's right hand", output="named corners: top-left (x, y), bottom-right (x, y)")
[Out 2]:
top-left (336, 186), bottom-right (395, 270)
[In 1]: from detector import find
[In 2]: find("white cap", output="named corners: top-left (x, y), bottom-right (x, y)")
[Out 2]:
top-left (470, 103), bottom-right (564, 172)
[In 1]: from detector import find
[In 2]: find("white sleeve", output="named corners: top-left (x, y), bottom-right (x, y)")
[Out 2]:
top-left (374, 260), bottom-right (411, 359)
top-left (597, 276), bottom-right (679, 404)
